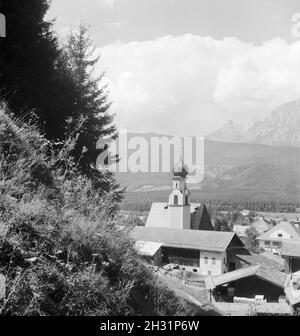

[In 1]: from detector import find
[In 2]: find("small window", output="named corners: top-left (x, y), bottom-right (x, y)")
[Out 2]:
top-left (278, 234), bottom-right (283, 238)
top-left (265, 241), bottom-right (270, 246)
top-left (174, 195), bottom-right (178, 205)
top-left (223, 258), bottom-right (226, 265)
top-left (204, 257), bottom-right (208, 264)
top-left (212, 257), bottom-right (216, 265)
top-left (193, 269), bottom-right (198, 273)
top-left (273, 242), bottom-right (280, 247)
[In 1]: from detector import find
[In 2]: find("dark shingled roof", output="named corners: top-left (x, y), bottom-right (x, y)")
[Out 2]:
top-left (231, 250), bottom-right (285, 272)
top-left (205, 264), bottom-right (288, 290)
top-left (130, 226), bottom-right (244, 252)
top-left (260, 251), bottom-right (285, 268)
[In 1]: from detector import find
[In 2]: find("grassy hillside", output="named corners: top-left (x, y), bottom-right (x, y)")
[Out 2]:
top-left (0, 107), bottom-right (216, 316)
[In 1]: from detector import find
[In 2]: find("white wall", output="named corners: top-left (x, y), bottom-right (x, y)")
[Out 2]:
top-left (199, 251), bottom-right (226, 276)
top-left (259, 240), bottom-right (282, 255)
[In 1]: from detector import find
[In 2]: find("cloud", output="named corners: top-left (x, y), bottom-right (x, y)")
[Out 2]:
top-left (214, 39), bottom-right (300, 111)
top-left (99, 35), bottom-right (300, 136)
top-left (103, 21), bottom-right (128, 29)
top-left (99, 0), bottom-right (116, 8)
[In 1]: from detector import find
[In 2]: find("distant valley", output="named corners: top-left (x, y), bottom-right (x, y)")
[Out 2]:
top-left (116, 139), bottom-right (300, 202)
top-left (116, 99), bottom-right (300, 203)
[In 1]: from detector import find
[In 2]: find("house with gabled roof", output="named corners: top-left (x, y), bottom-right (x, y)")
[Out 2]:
top-left (252, 216), bottom-right (272, 234)
top-left (233, 216), bottom-right (271, 239)
top-left (227, 246), bottom-right (285, 273)
top-left (146, 202), bottom-right (213, 230)
top-left (205, 264), bottom-right (289, 303)
top-left (131, 226), bottom-right (245, 275)
top-left (256, 221), bottom-right (300, 255)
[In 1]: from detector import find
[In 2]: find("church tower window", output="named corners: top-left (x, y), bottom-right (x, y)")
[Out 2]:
top-left (174, 195), bottom-right (178, 205)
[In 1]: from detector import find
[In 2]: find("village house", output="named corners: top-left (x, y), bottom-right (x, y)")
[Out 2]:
top-left (256, 221), bottom-right (300, 255)
top-left (227, 247), bottom-right (285, 273)
top-left (203, 243), bottom-right (295, 314)
top-left (205, 264), bottom-right (288, 303)
top-left (205, 245), bottom-right (290, 304)
top-left (131, 226), bottom-right (245, 275)
top-left (233, 216), bottom-right (272, 238)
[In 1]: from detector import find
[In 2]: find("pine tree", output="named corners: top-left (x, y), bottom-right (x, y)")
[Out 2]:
top-left (64, 24), bottom-right (117, 174)
top-left (0, 0), bottom-right (78, 140)
top-left (64, 24), bottom-right (124, 205)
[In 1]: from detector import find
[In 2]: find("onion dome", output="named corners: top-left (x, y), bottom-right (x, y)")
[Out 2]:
top-left (172, 160), bottom-right (189, 178)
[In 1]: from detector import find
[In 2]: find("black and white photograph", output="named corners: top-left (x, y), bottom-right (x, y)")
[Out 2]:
top-left (0, 0), bottom-right (300, 323)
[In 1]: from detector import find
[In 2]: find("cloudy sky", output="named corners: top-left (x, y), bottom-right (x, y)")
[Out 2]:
top-left (47, 0), bottom-right (300, 136)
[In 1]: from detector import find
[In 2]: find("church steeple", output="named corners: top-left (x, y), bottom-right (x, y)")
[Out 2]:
top-left (169, 158), bottom-right (190, 206)
top-left (168, 159), bottom-right (191, 229)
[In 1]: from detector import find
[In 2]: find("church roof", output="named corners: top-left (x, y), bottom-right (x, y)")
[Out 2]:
top-left (145, 202), bottom-right (200, 228)
top-left (145, 202), bottom-right (214, 230)
top-left (130, 226), bottom-right (243, 252)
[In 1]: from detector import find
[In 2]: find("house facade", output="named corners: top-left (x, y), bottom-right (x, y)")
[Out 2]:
top-left (131, 226), bottom-right (244, 275)
top-left (256, 221), bottom-right (300, 255)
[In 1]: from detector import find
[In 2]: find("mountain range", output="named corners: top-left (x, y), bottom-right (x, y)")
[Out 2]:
top-left (208, 99), bottom-right (300, 148)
